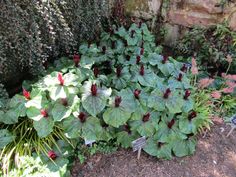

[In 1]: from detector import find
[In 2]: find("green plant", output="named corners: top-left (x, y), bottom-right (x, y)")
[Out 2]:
top-left (0, 0), bottom-right (110, 88)
top-left (1, 23), bottom-right (212, 175)
top-left (175, 22), bottom-right (236, 75)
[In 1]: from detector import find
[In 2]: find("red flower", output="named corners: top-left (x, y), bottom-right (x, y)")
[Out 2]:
top-left (177, 73), bottom-right (183, 81)
top-left (142, 113), bottom-right (150, 122)
top-left (167, 119), bottom-right (175, 129)
top-left (163, 88), bottom-right (171, 99)
top-left (78, 112), bottom-right (86, 123)
top-left (116, 67), bottom-right (122, 77)
top-left (162, 56), bottom-right (168, 64)
top-left (180, 64), bottom-right (187, 72)
top-left (139, 65), bottom-right (145, 76)
top-left (61, 98), bottom-right (68, 106)
top-left (73, 54), bottom-right (80, 67)
top-left (91, 84), bottom-right (97, 96)
top-left (115, 96), bottom-right (122, 107)
top-left (188, 111), bottom-right (197, 120)
top-left (184, 90), bottom-right (191, 100)
top-left (48, 150), bottom-right (57, 160)
top-left (124, 124), bottom-right (131, 134)
top-left (23, 88), bottom-right (31, 100)
top-left (57, 73), bottom-right (64, 86)
top-left (134, 89), bottom-right (141, 99)
top-left (93, 67), bottom-right (99, 78)
top-left (40, 109), bottom-right (48, 118)
top-left (140, 48), bottom-right (144, 55)
top-left (136, 56), bottom-right (141, 64)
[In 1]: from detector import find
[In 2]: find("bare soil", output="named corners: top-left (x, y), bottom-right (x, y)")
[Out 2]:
top-left (71, 120), bottom-right (236, 177)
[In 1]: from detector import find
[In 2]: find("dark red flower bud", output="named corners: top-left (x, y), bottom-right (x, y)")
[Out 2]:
top-left (139, 65), bottom-right (145, 76)
top-left (93, 67), bottom-right (99, 78)
top-left (184, 90), bottom-right (191, 100)
top-left (124, 124), bottom-right (131, 134)
top-left (167, 119), bottom-right (175, 129)
top-left (131, 30), bottom-right (135, 38)
top-left (78, 112), bottom-right (86, 123)
top-left (48, 150), bottom-right (57, 160)
top-left (111, 41), bottom-right (116, 49)
top-left (140, 48), bottom-right (144, 55)
top-left (116, 67), bottom-right (122, 77)
top-left (126, 55), bottom-right (131, 61)
top-left (61, 98), bottom-right (68, 106)
top-left (102, 46), bottom-right (106, 54)
top-left (134, 89), bottom-right (141, 99)
top-left (163, 88), bottom-right (171, 99)
top-left (73, 54), bottom-right (80, 67)
top-left (91, 84), bottom-right (97, 96)
top-left (177, 73), bottom-right (183, 81)
top-left (23, 88), bottom-right (31, 100)
top-left (188, 111), bottom-right (197, 121)
top-left (136, 56), bottom-right (141, 64)
top-left (40, 109), bottom-right (48, 118)
top-left (57, 73), bottom-right (64, 86)
top-left (142, 113), bottom-right (150, 122)
top-left (181, 64), bottom-right (187, 72)
top-left (115, 96), bottom-right (122, 107)
top-left (162, 56), bottom-right (168, 64)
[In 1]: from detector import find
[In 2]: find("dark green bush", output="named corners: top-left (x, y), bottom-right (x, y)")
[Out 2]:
top-left (0, 0), bottom-right (110, 86)
top-left (175, 22), bottom-right (236, 74)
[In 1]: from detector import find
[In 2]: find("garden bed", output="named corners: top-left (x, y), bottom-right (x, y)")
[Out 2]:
top-left (71, 121), bottom-right (236, 177)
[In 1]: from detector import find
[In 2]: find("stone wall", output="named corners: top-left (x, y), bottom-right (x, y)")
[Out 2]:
top-left (120, 0), bottom-right (236, 44)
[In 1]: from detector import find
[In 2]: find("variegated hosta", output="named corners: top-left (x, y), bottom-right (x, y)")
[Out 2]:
top-left (0, 23), bottom-right (211, 161)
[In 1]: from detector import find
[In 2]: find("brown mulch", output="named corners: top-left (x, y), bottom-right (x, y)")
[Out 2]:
top-left (71, 120), bottom-right (236, 177)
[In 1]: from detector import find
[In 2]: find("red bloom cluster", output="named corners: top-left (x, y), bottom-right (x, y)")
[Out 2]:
top-left (40, 109), bottom-right (48, 118)
top-left (139, 65), bottom-right (145, 76)
top-left (57, 73), bottom-right (64, 86)
top-left (115, 96), bottom-right (122, 107)
top-left (23, 88), bottom-right (31, 100)
top-left (184, 90), bottom-right (191, 100)
top-left (93, 67), bottom-right (99, 78)
top-left (116, 67), bottom-right (122, 77)
top-left (167, 119), bottom-right (175, 129)
top-left (78, 112), bottom-right (86, 123)
top-left (48, 150), bottom-right (57, 160)
top-left (163, 88), bottom-right (171, 99)
top-left (142, 113), bottom-right (150, 122)
top-left (73, 54), bottom-right (80, 67)
top-left (91, 84), bottom-right (97, 96)
top-left (134, 89), bottom-right (141, 99)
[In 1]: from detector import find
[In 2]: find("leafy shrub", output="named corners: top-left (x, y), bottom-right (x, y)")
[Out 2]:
top-left (0, 0), bottom-right (110, 86)
top-left (175, 22), bottom-right (236, 75)
top-left (0, 23), bottom-right (212, 175)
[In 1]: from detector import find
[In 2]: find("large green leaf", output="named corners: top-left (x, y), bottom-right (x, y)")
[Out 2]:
top-left (82, 81), bottom-right (111, 117)
top-left (103, 107), bottom-right (131, 128)
top-left (52, 103), bottom-right (72, 122)
top-left (0, 110), bottom-right (19, 124)
top-left (116, 131), bottom-right (139, 148)
top-left (33, 118), bottom-right (54, 138)
top-left (171, 139), bottom-right (196, 157)
top-left (63, 115), bottom-right (102, 140)
top-left (0, 129), bottom-right (15, 149)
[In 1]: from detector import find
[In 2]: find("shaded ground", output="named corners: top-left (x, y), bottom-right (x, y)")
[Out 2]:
top-left (71, 120), bottom-right (236, 177)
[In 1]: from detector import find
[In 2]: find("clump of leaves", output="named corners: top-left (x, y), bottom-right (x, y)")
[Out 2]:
top-left (0, 22), bottom-right (212, 174)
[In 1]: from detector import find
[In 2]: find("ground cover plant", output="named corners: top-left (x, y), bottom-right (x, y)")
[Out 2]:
top-left (0, 23), bottom-right (212, 176)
